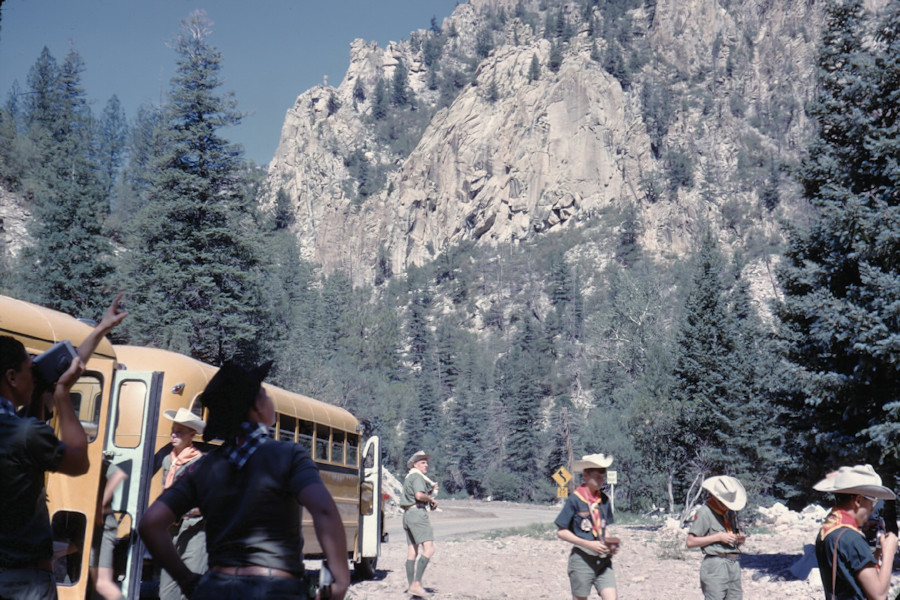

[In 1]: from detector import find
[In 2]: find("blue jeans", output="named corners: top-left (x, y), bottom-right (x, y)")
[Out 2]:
top-left (0, 567), bottom-right (57, 600)
top-left (192, 571), bottom-right (307, 600)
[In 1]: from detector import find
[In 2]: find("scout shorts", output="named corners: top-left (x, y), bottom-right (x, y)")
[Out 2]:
top-left (402, 506), bottom-right (434, 545)
top-left (567, 547), bottom-right (616, 597)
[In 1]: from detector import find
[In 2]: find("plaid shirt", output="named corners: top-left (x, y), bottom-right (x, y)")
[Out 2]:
top-left (0, 395), bottom-right (18, 418)
top-left (226, 421), bottom-right (270, 469)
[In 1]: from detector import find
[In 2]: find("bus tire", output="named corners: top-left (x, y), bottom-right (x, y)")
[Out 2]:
top-left (354, 556), bottom-right (378, 580)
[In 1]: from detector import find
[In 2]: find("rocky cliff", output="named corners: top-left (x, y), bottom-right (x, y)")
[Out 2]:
top-left (264, 0), bottom-right (827, 285)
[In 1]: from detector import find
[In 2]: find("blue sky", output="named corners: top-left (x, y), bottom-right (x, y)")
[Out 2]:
top-left (0, 0), bottom-right (460, 166)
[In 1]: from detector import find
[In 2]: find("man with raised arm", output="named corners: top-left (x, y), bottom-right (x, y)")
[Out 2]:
top-left (0, 294), bottom-right (127, 599)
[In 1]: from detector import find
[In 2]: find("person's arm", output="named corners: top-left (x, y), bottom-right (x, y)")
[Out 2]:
top-left (857, 532), bottom-right (898, 600)
top-left (557, 527), bottom-right (614, 555)
top-left (686, 530), bottom-right (737, 549)
top-left (102, 468), bottom-right (128, 508)
top-left (138, 501), bottom-right (201, 596)
top-left (299, 481), bottom-right (350, 600)
top-left (76, 293), bottom-right (128, 364)
top-left (414, 489), bottom-right (438, 509)
top-left (54, 357), bottom-right (89, 476)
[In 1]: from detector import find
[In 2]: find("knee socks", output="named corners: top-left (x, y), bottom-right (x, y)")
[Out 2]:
top-left (414, 556), bottom-right (430, 582)
top-left (406, 559), bottom-right (416, 584)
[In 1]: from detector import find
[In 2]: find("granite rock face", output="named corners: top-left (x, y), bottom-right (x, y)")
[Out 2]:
top-left (264, 0), bottom-right (827, 285)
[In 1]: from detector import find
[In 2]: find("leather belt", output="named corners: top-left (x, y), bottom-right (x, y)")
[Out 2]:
top-left (211, 565), bottom-right (296, 578)
top-left (706, 554), bottom-right (740, 561)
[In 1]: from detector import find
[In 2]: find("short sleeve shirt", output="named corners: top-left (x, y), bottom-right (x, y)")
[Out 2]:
top-left (400, 470), bottom-right (430, 508)
top-left (815, 525), bottom-right (874, 600)
top-left (158, 439), bottom-right (322, 576)
top-left (0, 412), bottom-right (65, 566)
top-left (554, 490), bottom-right (613, 556)
top-left (688, 503), bottom-right (741, 556)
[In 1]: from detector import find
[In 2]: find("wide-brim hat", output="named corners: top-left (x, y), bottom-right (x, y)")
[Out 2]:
top-left (573, 453), bottom-right (613, 472)
top-left (813, 464), bottom-right (897, 500)
top-left (163, 407), bottom-right (206, 434)
top-left (702, 476), bottom-right (747, 511)
top-left (407, 450), bottom-right (431, 469)
top-left (201, 360), bottom-right (273, 441)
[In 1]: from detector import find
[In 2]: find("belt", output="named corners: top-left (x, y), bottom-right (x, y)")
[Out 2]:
top-left (211, 565), bottom-right (297, 578)
top-left (0, 558), bottom-right (53, 572)
top-left (402, 504), bottom-right (426, 511)
top-left (705, 553), bottom-right (740, 561)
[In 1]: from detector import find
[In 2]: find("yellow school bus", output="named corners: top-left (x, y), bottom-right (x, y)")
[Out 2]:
top-left (0, 296), bottom-right (383, 599)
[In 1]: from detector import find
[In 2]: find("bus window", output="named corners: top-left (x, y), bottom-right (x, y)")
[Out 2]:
top-left (69, 374), bottom-right (102, 443)
top-left (347, 433), bottom-right (359, 467)
top-left (113, 380), bottom-right (146, 449)
top-left (51, 510), bottom-right (86, 585)
top-left (331, 430), bottom-right (345, 464)
top-left (279, 415), bottom-right (296, 442)
top-left (315, 426), bottom-right (330, 462)
top-left (298, 421), bottom-right (313, 452)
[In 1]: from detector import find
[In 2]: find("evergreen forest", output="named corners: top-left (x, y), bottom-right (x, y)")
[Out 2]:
top-left (0, 1), bottom-right (898, 514)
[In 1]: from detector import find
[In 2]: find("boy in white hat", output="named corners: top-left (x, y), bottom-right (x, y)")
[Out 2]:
top-left (813, 464), bottom-right (898, 600)
top-left (554, 453), bottom-right (618, 600)
top-left (158, 408), bottom-right (207, 600)
top-left (686, 475), bottom-right (747, 600)
top-left (400, 450), bottom-right (438, 597)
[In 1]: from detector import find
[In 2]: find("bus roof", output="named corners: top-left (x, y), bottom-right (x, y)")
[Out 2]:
top-left (114, 345), bottom-right (359, 433)
top-left (0, 294), bottom-right (116, 357)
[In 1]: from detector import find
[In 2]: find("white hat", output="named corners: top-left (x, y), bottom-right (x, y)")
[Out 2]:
top-left (573, 453), bottom-right (613, 472)
top-left (813, 464), bottom-right (896, 500)
top-left (407, 450), bottom-right (431, 469)
top-left (702, 476), bottom-right (747, 511)
top-left (163, 407), bottom-right (206, 434)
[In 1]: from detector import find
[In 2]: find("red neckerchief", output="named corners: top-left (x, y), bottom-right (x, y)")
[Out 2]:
top-left (707, 499), bottom-right (735, 533)
top-left (573, 484), bottom-right (605, 539)
top-left (819, 508), bottom-right (861, 541)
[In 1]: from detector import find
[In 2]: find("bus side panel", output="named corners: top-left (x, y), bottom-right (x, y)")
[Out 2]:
top-left (301, 467), bottom-right (359, 558)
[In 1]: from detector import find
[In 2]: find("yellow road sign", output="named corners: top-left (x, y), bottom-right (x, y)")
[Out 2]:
top-left (557, 486), bottom-right (569, 498)
top-left (552, 466), bottom-right (572, 487)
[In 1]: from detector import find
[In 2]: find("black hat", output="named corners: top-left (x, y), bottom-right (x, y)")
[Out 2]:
top-left (201, 360), bottom-right (273, 441)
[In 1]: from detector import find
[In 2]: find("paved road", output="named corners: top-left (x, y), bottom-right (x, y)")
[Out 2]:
top-left (385, 499), bottom-right (560, 542)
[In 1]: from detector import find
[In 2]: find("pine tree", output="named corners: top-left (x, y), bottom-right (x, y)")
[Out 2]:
top-left (777, 0), bottom-right (900, 475)
top-left (528, 54), bottom-right (541, 82)
top-left (496, 313), bottom-right (549, 500)
top-left (121, 11), bottom-right (264, 364)
top-left (17, 48), bottom-right (113, 317)
top-left (95, 95), bottom-right (128, 199)
top-left (669, 233), bottom-right (783, 501)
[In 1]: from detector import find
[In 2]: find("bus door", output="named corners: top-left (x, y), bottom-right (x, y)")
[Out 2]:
top-left (103, 371), bottom-right (164, 599)
top-left (357, 436), bottom-right (382, 576)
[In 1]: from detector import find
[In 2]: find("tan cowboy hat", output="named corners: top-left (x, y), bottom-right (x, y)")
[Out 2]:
top-left (702, 476), bottom-right (747, 511)
top-left (407, 450), bottom-right (431, 469)
top-left (163, 407), bottom-right (206, 434)
top-left (572, 453), bottom-right (613, 472)
top-left (813, 464), bottom-right (897, 500)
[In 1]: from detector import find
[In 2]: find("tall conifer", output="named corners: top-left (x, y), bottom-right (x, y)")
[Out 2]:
top-left (777, 0), bottom-right (900, 475)
top-left (121, 11), bottom-right (263, 364)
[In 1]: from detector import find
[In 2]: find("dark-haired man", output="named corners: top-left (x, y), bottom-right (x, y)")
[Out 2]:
top-left (0, 294), bottom-right (127, 599)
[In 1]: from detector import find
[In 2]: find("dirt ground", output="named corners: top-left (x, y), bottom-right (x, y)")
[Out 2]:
top-left (343, 499), bottom-right (900, 599)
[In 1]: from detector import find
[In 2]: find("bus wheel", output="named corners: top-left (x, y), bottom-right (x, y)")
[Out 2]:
top-left (354, 556), bottom-right (378, 580)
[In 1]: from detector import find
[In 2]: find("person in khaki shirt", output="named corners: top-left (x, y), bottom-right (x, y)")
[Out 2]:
top-left (686, 476), bottom-right (747, 600)
top-left (400, 450), bottom-right (438, 597)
